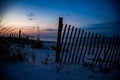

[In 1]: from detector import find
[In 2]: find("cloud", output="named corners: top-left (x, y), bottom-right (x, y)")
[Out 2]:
top-left (42, 29), bottom-right (57, 31)
top-left (28, 18), bottom-right (36, 21)
top-left (27, 13), bottom-right (35, 17)
top-left (26, 13), bottom-right (36, 21)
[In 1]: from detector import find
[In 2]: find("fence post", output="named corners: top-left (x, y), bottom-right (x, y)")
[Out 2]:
top-left (56, 17), bottom-right (63, 63)
top-left (19, 30), bottom-right (21, 39)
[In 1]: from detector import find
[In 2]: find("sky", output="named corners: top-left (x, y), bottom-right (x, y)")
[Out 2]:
top-left (0, 0), bottom-right (120, 41)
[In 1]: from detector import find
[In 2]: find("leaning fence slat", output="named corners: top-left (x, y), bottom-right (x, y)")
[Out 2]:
top-left (104, 37), bottom-right (115, 68)
top-left (67, 28), bottom-right (77, 63)
top-left (77, 32), bottom-right (87, 64)
top-left (109, 35), bottom-right (118, 68)
top-left (113, 35), bottom-right (120, 67)
top-left (94, 35), bottom-right (104, 67)
top-left (82, 32), bottom-right (90, 63)
top-left (91, 33), bottom-right (98, 55)
top-left (60, 25), bottom-right (71, 63)
top-left (92, 35), bottom-right (101, 65)
top-left (60, 24), bottom-right (67, 48)
top-left (101, 37), bottom-right (112, 68)
top-left (71, 29), bottom-right (81, 63)
top-left (116, 50), bottom-right (120, 66)
top-left (117, 52), bottom-right (120, 65)
top-left (74, 29), bottom-right (84, 63)
top-left (88, 33), bottom-right (94, 55)
top-left (73, 29), bottom-right (82, 63)
top-left (64, 26), bottom-right (74, 63)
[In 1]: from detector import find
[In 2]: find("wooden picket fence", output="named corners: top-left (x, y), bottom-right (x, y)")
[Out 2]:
top-left (56, 17), bottom-right (120, 69)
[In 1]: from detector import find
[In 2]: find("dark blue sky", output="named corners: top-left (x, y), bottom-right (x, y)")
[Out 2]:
top-left (11, 0), bottom-right (119, 20)
top-left (2, 0), bottom-right (120, 41)
top-left (7, 0), bottom-right (119, 23)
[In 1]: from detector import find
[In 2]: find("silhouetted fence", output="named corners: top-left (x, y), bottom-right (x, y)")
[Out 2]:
top-left (56, 17), bottom-right (120, 69)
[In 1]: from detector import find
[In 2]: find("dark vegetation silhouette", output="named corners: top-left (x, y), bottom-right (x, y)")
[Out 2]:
top-left (0, 14), bottom-right (43, 62)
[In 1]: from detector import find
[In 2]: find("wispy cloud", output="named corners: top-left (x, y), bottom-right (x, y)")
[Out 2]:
top-left (26, 13), bottom-right (36, 21)
top-left (42, 29), bottom-right (57, 31)
top-left (26, 13), bottom-right (35, 17)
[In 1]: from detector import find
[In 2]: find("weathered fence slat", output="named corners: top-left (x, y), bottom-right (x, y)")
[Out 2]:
top-left (91, 33), bottom-right (98, 55)
top-left (67, 27), bottom-right (77, 63)
top-left (100, 37), bottom-right (112, 67)
top-left (64, 26), bottom-right (74, 63)
top-left (77, 32), bottom-right (87, 64)
top-left (109, 35), bottom-right (118, 68)
top-left (88, 33), bottom-right (94, 55)
top-left (94, 35), bottom-right (104, 67)
top-left (82, 32), bottom-right (90, 63)
top-left (114, 36), bottom-right (120, 66)
top-left (113, 35), bottom-right (120, 68)
top-left (104, 37), bottom-right (115, 68)
top-left (60, 24), bottom-right (67, 48)
top-left (60, 25), bottom-right (70, 63)
top-left (71, 29), bottom-right (81, 63)
top-left (75, 29), bottom-right (84, 63)
top-left (73, 29), bottom-right (82, 63)
top-left (92, 35), bottom-right (101, 65)
top-left (59, 25), bottom-right (67, 63)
